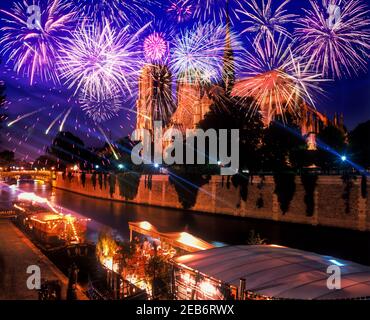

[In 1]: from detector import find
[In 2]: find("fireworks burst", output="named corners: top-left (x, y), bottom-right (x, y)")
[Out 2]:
top-left (294, 0), bottom-right (370, 79)
top-left (0, 0), bottom-right (76, 85)
top-left (193, 0), bottom-right (239, 24)
top-left (58, 20), bottom-right (150, 99)
top-left (74, 0), bottom-right (157, 25)
top-left (236, 0), bottom-right (296, 44)
top-left (144, 32), bottom-right (169, 63)
top-left (235, 36), bottom-right (327, 123)
top-left (167, 0), bottom-right (193, 23)
top-left (171, 23), bottom-right (240, 84)
top-left (79, 91), bottom-right (122, 123)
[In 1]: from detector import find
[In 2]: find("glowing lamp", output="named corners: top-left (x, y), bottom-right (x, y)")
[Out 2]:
top-left (199, 280), bottom-right (217, 296)
top-left (341, 155), bottom-right (347, 162)
top-left (140, 221), bottom-right (152, 231)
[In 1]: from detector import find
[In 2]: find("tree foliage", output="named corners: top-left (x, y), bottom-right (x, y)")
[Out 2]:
top-left (317, 124), bottom-right (347, 170)
top-left (349, 120), bottom-right (370, 169)
top-left (48, 131), bottom-right (96, 170)
top-left (261, 114), bottom-right (306, 172)
top-left (198, 97), bottom-right (264, 172)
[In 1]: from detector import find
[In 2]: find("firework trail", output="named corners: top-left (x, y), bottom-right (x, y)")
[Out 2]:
top-left (235, 36), bottom-right (327, 123)
top-left (0, 0), bottom-right (76, 85)
top-left (74, 0), bottom-right (158, 25)
top-left (167, 0), bottom-right (193, 23)
top-left (7, 107), bottom-right (46, 127)
top-left (236, 0), bottom-right (296, 44)
top-left (171, 22), bottom-right (240, 85)
top-left (193, 0), bottom-right (240, 24)
top-left (79, 91), bottom-right (123, 123)
top-left (58, 20), bottom-right (151, 99)
top-left (138, 64), bottom-right (175, 125)
top-left (294, 0), bottom-right (370, 79)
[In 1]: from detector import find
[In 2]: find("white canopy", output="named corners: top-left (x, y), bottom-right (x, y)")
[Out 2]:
top-left (175, 245), bottom-right (370, 300)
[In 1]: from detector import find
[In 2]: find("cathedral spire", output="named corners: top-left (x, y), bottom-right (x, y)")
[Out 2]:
top-left (222, 0), bottom-right (235, 96)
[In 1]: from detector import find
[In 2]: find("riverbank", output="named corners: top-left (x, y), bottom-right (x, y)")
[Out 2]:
top-left (0, 219), bottom-right (87, 300)
top-left (53, 173), bottom-right (370, 232)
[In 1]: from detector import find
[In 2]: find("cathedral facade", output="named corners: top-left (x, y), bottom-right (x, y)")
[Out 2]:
top-left (135, 3), bottom-right (345, 151)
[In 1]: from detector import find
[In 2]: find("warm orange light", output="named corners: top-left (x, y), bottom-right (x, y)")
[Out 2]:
top-left (199, 280), bottom-right (217, 296)
top-left (18, 192), bottom-right (47, 203)
top-left (178, 232), bottom-right (206, 250)
top-left (14, 204), bottom-right (26, 212)
top-left (269, 244), bottom-right (286, 248)
top-left (140, 221), bottom-right (152, 231)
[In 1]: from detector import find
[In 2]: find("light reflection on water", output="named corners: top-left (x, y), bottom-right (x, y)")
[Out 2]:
top-left (1, 181), bottom-right (370, 266)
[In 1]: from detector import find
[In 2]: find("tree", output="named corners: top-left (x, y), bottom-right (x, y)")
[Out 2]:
top-left (48, 131), bottom-right (90, 170)
top-left (198, 97), bottom-right (264, 172)
top-left (0, 150), bottom-right (14, 167)
top-left (317, 124), bottom-right (347, 170)
top-left (349, 120), bottom-right (370, 169)
top-left (32, 155), bottom-right (58, 170)
top-left (260, 114), bottom-right (306, 172)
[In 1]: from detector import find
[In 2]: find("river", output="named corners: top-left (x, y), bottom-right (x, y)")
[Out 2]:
top-left (2, 181), bottom-right (370, 266)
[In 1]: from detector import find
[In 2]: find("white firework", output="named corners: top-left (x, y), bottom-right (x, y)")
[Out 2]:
top-left (58, 20), bottom-right (150, 99)
top-left (79, 91), bottom-right (122, 123)
top-left (236, 0), bottom-right (296, 44)
top-left (171, 22), bottom-right (240, 84)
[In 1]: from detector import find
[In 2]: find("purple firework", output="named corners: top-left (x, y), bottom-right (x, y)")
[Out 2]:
top-left (294, 0), bottom-right (370, 79)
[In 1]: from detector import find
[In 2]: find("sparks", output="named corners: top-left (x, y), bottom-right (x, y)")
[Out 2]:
top-left (167, 0), bottom-right (193, 23)
top-left (144, 32), bottom-right (169, 63)
top-left (79, 91), bottom-right (123, 123)
top-left (236, 0), bottom-right (296, 44)
top-left (294, 0), bottom-right (370, 79)
top-left (74, 0), bottom-right (157, 25)
top-left (58, 20), bottom-right (150, 99)
top-left (234, 36), bottom-right (327, 123)
top-left (0, 0), bottom-right (76, 85)
top-left (171, 22), bottom-right (239, 85)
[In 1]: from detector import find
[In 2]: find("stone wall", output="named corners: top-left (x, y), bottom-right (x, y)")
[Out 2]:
top-left (53, 173), bottom-right (370, 232)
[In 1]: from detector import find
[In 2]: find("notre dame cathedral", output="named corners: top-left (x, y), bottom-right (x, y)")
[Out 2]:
top-left (135, 3), bottom-right (345, 151)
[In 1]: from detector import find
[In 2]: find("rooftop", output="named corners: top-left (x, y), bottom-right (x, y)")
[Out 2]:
top-left (175, 245), bottom-right (370, 300)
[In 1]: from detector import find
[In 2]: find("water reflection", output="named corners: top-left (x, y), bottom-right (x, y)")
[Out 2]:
top-left (1, 182), bottom-right (370, 266)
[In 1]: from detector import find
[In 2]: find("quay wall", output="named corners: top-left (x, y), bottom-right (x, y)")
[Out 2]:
top-left (53, 173), bottom-right (370, 232)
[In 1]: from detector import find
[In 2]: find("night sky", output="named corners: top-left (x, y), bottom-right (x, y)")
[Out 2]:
top-left (1, 0), bottom-right (370, 161)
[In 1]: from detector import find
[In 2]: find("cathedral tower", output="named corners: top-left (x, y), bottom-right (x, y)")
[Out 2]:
top-left (222, 0), bottom-right (235, 96)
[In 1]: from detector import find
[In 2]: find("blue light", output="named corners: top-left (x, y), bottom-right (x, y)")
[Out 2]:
top-left (329, 259), bottom-right (345, 267)
top-left (341, 155), bottom-right (347, 162)
top-left (154, 163), bottom-right (159, 168)
top-left (95, 165), bottom-right (100, 169)
top-left (118, 164), bottom-right (124, 170)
